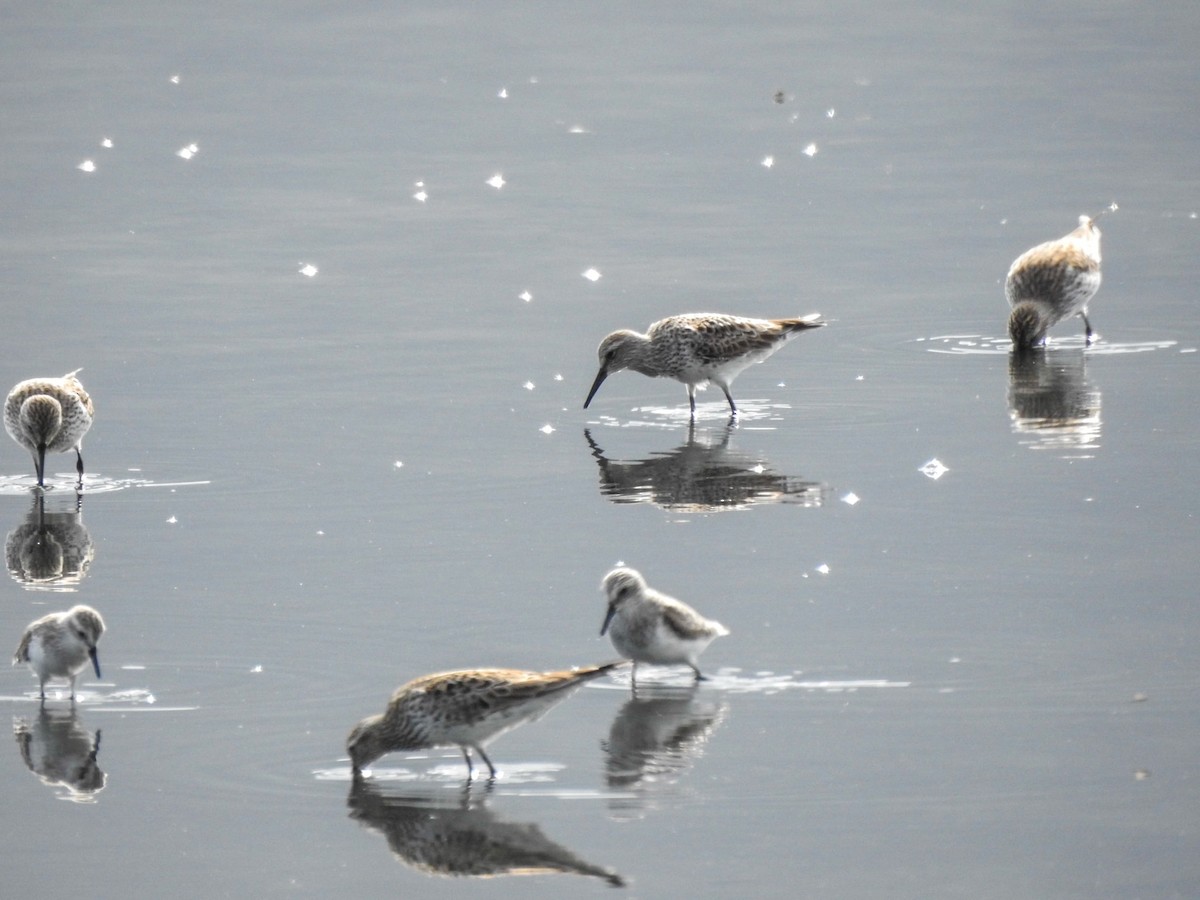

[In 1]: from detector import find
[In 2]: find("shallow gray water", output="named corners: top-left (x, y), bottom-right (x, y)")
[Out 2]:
top-left (2, 3), bottom-right (1198, 898)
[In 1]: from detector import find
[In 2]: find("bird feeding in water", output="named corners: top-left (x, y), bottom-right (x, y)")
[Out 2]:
top-left (346, 662), bottom-right (624, 780)
top-left (5, 370), bottom-right (94, 487)
top-left (1006, 215), bottom-right (1103, 350)
top-left (584, 313), bottom-right (825, 418)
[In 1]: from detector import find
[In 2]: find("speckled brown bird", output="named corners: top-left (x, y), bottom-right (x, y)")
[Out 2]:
top-left (1006, 216), bottom-right (1102, 350)
top-left (5, 370), bottom-right (94, 487)
top-left (347, 662), bottom-right (624, 780)
top-left (584, 313), bottom-right (825, 417)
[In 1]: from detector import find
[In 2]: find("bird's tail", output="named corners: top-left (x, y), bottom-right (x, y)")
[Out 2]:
top-left (774, 313), bottom-right (825, 331)
top-left (572, 660), bottom-right (631, 680)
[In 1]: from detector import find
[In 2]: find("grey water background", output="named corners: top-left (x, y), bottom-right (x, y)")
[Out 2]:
top-left (2, 2), bottom-right (1198, 897)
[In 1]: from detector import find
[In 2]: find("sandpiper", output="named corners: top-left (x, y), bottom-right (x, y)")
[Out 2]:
top-left (13, 605), bottom-right (105, 703)
top-left (5, 370), bottom-right (94, 487)
top-left (1006, 216), bottom-right (1102, 350)
top-left (583, 313), bottom-right (825, 417)
top-left (600, 567), bottom-right (729, 684)
top-left (347, 663), bottom-right (624, 780)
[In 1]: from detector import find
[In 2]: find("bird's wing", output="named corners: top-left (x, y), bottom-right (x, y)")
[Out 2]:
top-left (659, 600), bottom-right (717, 640)
top-left (687, 317), bottom-right (784, 363)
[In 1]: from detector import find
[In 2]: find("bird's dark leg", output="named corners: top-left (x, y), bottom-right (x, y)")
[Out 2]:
top-left (688, 388), bottom-right (697, 418)
top-left (75, 448), bottom-right (85, 486)
top-left (691, 665), bottom-right (707, 682)
top-left (1081, 312), bottom-right (1095, 345)
top-left (461, 747), bottom-right (476, 780)
top-left (720, 385), bottom-right (737, 416)
top-left (476, 746), bottom-right (498, 780)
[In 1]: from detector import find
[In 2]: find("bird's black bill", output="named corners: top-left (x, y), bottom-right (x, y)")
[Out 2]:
top-left (89, 647), bottom-right (101, 678)
top-left (600, 603), bottom-right (617, 636)
top-left (583, 366), bottom-right (609, 409)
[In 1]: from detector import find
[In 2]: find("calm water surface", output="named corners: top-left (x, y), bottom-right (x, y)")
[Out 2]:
top-left (2, 3), bottom-right (1198, 898)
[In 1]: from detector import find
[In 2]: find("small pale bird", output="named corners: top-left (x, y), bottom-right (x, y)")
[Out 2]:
top-left (5, 370), bottom-right (94, 487)
top-left (1006, 216), bottom-right (1102, 350)
top-left (583, 313), bottom-right (825, 418)
top-left (347, 663), bottom-right (624, 780)
top-left (600, 567), bottom-right (729, 684)
top-left (13, 604), bottom-right (105, 703)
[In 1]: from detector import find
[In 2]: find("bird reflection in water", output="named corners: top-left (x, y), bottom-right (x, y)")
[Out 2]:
top-left (5, 492), bottom-right (94, 589)
top-left (1007, 349), bottom-right (1101, 455)
top-left (601, 684), bottom-right (727, 817)
top-left (13, 708), bottom-right (105, 801)
top-left (584, 424), bottom-right (827, 512)
top-left (347, 781), bottom-right (624, 887)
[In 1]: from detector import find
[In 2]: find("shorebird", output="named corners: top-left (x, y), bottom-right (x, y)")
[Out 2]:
top-left (13, 605), bottom-right (105, 703)
top-left (1006, 216), bottom-right (1102, 350)
top-left (600, 567), bottom-right (729, 684)
top-left (5, 370), bottom-right (94, 487)
top-left (347, 662), bottom-right (624, 780)
top-left (583, 313), bottom-right (825, 417)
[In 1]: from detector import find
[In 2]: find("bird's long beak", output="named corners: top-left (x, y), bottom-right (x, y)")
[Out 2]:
top-left (583, 365), bottom-right (609, 409)
top-left (89, 646), bottom-right (101, 678)
top-left (600, 603), bottom-right (617, 636)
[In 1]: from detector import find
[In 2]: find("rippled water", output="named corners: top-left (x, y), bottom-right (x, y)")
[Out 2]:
top-left (2, 2), bottom-right (1198, 898)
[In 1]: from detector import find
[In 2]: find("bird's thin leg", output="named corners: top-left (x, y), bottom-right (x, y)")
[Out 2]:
top-left (461, 747), bottom-right (476, 781)
top-left (687, 387), bottom-right (697, 418)
top-left (476, 746), bottom-right (498, 780)
top-left (1081, 312), bottom-right (1095, 344)
top-left (719, 384), bottom-right (737, 416)
top-left (691, 665), bottom-right (707, 682)
top-left (75, 449), bottom-right (85, 486)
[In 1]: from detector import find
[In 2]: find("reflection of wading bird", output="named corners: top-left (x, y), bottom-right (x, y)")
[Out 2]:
top-left (602, 687), bottom-right (727, 795)
top-left (13, 605), bottom-right (105, 703)
top-left (1006, 216), bottom-right (1102, 350)
top-left (600, 567), bottom-right (728, 684)
top-left (5, 371), bottom-right (94, 487)
top-left (584, 313), bottom-right (825, 418)
top-left (14, 709), bottom-right (105, 799)
top-left (6, 493), bottom-right (95, 588)
top-left (1007, 349), bottom-right (1102, 453)
top-left (347, 782), bottom-right (624, 886)
top-left (347, 663), bottom-right (624, 780)
top-left (584, 426), bottom-right (827, 512)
